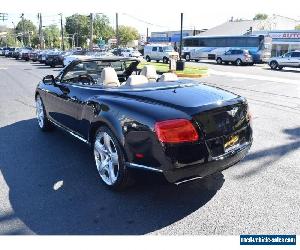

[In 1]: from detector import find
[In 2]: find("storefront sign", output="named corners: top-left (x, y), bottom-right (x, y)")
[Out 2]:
top-left (151, 33), bottom-right (167, 38)
top-left (149, 37), bottom-right (170, 42)
top-left (270, 32), bottom-right (300, 39)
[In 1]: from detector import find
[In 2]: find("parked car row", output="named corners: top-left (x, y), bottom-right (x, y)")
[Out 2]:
top-left (0, 47), bottom-right (115, 68)
top-left (215, 48), bottom-right (300, 69)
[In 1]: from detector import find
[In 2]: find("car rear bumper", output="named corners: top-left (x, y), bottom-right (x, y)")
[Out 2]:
top-left (162, 140), bottom-right (251, 183)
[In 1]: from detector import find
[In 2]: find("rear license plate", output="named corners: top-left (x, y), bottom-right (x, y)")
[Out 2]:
top-left (224, 134), bottom-right (239, 152)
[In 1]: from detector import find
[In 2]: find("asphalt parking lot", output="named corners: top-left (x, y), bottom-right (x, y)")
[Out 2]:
top-left (0, 57), bottom-right (299, 235)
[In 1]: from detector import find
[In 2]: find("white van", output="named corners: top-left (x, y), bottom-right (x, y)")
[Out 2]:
top-left (144, 44), bottom-right (179, 63)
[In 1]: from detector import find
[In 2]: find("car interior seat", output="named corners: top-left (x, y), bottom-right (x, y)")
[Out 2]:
top-left (125, 75), bottom-right (148, 86)
top-left (100, 67), bottom-right (120, 87)
top-left (140, 65), bottom-right (158, 82)
top-left (159, 73), bottom-right (179, 82)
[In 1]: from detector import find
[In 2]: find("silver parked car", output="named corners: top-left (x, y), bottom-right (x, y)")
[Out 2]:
top-left (216, 49), bottom-right (253, 66)
top-left (268, 51), bottom-right (300, 70)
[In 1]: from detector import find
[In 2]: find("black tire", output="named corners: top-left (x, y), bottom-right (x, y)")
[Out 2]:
top-left (195, 59), bottom-right (199, 62)
top-left (163, 57), bottom-right (169, 64)
top-left (145, 56), bottom-right (151, 62)
top-left (50, 64), bottom-right (55, 68)
top-left (35, 95), bottom-right (54, 132)
top-left (185, 53), bottom-right (191, 61)
top-left (156, 60), bottom-right (160, 63)
top-left (235, 58), bottom-right (242, 66)
top-left (278, 66), bottom-right (283, 70)
top-left (216, 57), bottom-right (222, 64)
top-left (270, 60), bottom-right (278, 70)
top-left (93, 126), bottom-right (134, 190)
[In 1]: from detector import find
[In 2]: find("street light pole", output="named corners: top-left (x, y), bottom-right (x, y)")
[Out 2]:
top-left (179, 13), bottom-right (183, 61)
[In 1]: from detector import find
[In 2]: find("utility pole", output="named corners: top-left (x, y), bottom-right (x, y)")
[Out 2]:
top-left (12, 21), bottom-right (17, 44)
top-left (116, 13), bottom-right (119, 47)
top-left (20, 13), bottom-right (25, 46)
top-left (59, 13), bottom-right (65, 50)
top-left (38, 13), bottom-right (44, 49)
top-left (28, 31), bottom-right (31, 47)
top-left (146, 27), bottom-right (149, 44)
top-left (0, 13), bottom-right (8, 22)
top-left (76, 16), bottom-right (79, 48)
top-left (89, 13), bottom-right (93, 50)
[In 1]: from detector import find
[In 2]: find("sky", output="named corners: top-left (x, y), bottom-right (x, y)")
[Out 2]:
top-left (1, 0), bottom-right (300, 35)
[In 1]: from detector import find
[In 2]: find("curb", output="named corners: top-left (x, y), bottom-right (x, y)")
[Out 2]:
top-left (176, 73), bottom-right (209, 78)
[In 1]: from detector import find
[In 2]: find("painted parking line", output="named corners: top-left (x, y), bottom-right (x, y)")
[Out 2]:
top-left (209, 69), bottom-right (299, 85)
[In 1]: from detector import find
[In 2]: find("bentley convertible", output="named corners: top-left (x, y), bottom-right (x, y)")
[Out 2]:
top-left (35, 57), bottom-right (252, 190)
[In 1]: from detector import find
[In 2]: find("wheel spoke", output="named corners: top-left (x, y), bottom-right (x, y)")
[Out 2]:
top-left (94, 140), bottom-right (106, 155)
top-left (107, 162), bottom-right (117, 183)
top-left (111, 152), bottom-right (119, 165)
top-left (104, 133), bottom-right (113, 153)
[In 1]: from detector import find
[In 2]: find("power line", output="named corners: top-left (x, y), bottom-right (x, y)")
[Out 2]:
top-left (121, 13), bottom-right (170, 29)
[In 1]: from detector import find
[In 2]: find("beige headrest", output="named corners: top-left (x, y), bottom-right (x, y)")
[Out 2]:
top-left (126, 75), bottom-right (148, 86)
top-left (159, 73), bottom-right (179, 82)
top-left (140, 65), bottom-right (158, 81)
top-left (100, 67), bottom-right (120, 86)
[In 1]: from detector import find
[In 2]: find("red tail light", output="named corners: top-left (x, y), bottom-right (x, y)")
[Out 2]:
top-left (155, 119), bottom-right (199, 143)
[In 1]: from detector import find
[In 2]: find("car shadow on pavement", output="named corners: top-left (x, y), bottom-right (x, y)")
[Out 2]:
top-left (234, 127), bottom-right (300, 179)
top-left (0, 119), bottom-right (224, 235)
top-left (262, 68), bottom-right (300, 73)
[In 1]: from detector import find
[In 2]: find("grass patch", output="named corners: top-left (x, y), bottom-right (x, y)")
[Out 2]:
top-left (138, 62), bottom-right (208, 75)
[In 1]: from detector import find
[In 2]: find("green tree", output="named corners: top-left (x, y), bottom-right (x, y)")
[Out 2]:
top-left (43, 25), bottom-right (61, 48)
top-left (253, 13), bottom-right (268, 20)
top-left (295, 25), bottom-right (300, 30)
top-left (0, 31), bottom-right (19, 47)
top-left (93, 14), bottom-right (115, 44)
top-left (15, 18), bottom-right (37, 46)
top-left (118, 25), bottom-right (139, 46)
top-left (65, 14), bottom-right (89, 48)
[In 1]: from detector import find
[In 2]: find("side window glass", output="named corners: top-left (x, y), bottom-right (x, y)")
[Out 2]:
top-left (159, 47), bottom-right (163, 52)
top-left (291, 52), bottom-right (300, 57)
top-left (152, 47), bottom-right (157, 52)
top-left (61, 63), bottom-right (87, 84)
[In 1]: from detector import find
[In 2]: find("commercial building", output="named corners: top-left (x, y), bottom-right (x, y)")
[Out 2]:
top-left (253, 30), bottom-right (300, 56)
top-left (149, 29), bottom-right (207, 43)
top-left (197, 15), bottom-right (300, 56)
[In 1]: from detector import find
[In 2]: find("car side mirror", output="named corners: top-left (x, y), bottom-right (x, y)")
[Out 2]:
top-left (43, 75), bottom-right (55, 85)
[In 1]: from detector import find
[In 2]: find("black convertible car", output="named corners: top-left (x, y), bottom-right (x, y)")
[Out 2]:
top-left (35, 57), bottom-right (252, 190)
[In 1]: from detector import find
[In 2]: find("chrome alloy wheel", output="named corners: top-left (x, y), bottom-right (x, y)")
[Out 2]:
top-left (94, 132), bottom-right (120, 185)
top-left (36, 96), bottom-right (44, 128)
